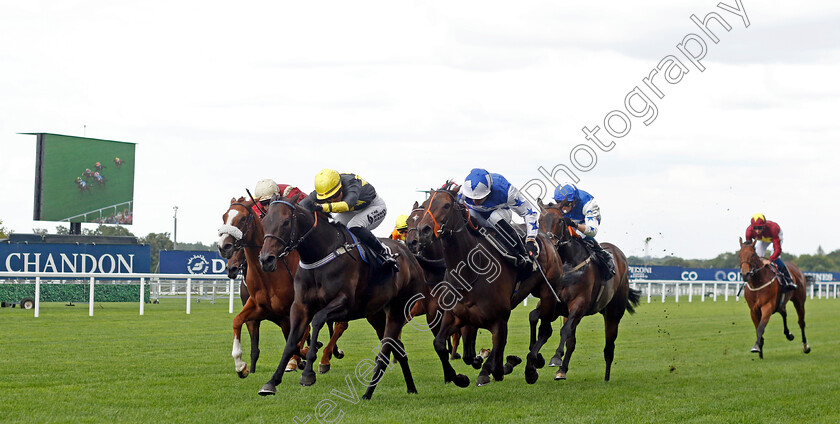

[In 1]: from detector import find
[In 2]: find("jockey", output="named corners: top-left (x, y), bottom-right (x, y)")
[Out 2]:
top-left (553, 184), bottom-right (615, 280)
top-left (253, 178), bottom-right (306, 218)
top-left (459, 168), bottom-right (539, 267)
top-left (390, 214), bottom-right (409, 242)
top-left (745, 213), bottom-right (796, 290)
top-left (300, 169), bottom-right (398, 271)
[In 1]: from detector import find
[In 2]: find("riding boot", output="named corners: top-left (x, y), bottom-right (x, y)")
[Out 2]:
top-left (774, 259), bottom-right (796, 291)
top-left (584, 238), bottom-right (616, 280)
top-left (493, 220), bottom-right (531, 268)
top-left (349, 227), bottom-right (399, 272)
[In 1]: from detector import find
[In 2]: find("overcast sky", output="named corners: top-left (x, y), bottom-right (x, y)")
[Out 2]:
top-left (1, 0), bottom-right (838, 259)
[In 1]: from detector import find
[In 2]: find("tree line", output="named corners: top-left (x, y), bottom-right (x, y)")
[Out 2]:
top-left (628, 246), bottom-right (840, 273)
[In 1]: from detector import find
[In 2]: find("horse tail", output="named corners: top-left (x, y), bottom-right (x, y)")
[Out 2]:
top-left (625, 287), bottom-right (641, 315)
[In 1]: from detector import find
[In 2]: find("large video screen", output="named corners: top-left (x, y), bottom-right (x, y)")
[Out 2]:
top-left (30, 133), bottom-right (136, 224)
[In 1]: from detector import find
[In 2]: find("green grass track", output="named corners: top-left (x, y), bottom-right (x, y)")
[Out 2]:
top-left (1, 297), bottom-right (838, 423)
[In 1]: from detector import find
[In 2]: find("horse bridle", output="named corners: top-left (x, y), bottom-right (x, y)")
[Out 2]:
top-left (218, 203), bottom-right (261, 250)
top-left (263, 200), bottom-right (319, 259)
top-left (422, 189), bottom-right (475, 238)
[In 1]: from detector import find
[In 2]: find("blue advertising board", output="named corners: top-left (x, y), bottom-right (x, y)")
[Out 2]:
top-left (0, 243), bottom-right (150, 273)
top-left (628, 265), bottom-right (838, 282)
top-left (159, 250), bottom-right (228, 275)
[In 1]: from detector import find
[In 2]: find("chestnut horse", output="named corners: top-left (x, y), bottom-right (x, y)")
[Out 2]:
top-left (738, 238), bottom-right (810, 358)
top-left (258, 195), bottom-right (427, 399)
top-left (538, 200), bottom-right (640, 381)
top-left (218, 198), bottom-right (348, 378)
top-left (415, 184), bottom-right (565, 386)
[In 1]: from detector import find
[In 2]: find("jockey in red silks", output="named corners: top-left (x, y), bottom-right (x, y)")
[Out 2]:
top-left (745, 213), bottom-right (796, 290)
top-left (252, 179), bottom-right (307, 218)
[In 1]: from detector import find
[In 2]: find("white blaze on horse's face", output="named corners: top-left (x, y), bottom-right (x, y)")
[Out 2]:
top-left (218, 209), bottom-right (240, 249)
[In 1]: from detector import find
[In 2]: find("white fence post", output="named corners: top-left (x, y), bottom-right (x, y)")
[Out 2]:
top-left (724, 283), bottom-right (729, 302)
top-left (647, 282), bottom-right (652, 303)
top-left (140, 277), bottom-right (145, 316)
top-left (34, 276), bottom-right (41, 318)
top-left (675, 282), bottom-right (680, 303)
top-left (688, 282), bottom-right (693, 303)
top-left (661, 283), bottom-right (666, 303)
top-left (713, 283), bottom-right (718, 302)
top-left (186, 278), bottom-right (192, 314)
top-left (229, 279), bottom-right (235, 314)
top-left (89, 276), bottom-right (95, 317)
top-left (701, 282), bottom-right (706, 302)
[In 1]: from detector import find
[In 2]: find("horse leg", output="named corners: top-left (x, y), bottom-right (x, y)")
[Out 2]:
top-left (319, 321), bottom-right (349, 374)
top-left (362, 313), bottom-right (416, 400)
top-left (259, 304), bottom-right (310, 396)
top-left (245, 320), bottom-right (260, 375)
top-left (792, 293), bottom-right (810, 353)
top-left (553, 309), bottom-right (584, 380)
top-left (477, 321), bottom-right (508, 386)
top-left (333, 322), bottom-right (347, 359)
top-left (433, 312), bottom-right (470, 388)
top-left (300, 297), bottom-right (349, 387)
top-left (450, 331), bottom-right (461, 360)
top-left (460, 325), bottom-right (481, 370)
top-left (779, 307), bottom-right (795, 341)
top-left (525, 302), bottom-right (555, 383)
top-left (754, 303), bottom-right (774, 359)
top-left (288, 323), bottom-right (310, 372)
top-left (232, 298), bottom-right (260, 378)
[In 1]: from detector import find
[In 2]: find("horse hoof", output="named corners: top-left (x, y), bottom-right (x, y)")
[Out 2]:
top-left (237, 366), bottom-right (249, 379)
top-left (451, 353), bottom-right (461, 360)
top-left (554, 370), bottom-right (567, 381)
top-left (316, 341), bottom-right (324, 350)
top-left (334, 349), bottom-right (345, 359)
top-left (318, 364), bottom-right (331, 374)
top-left (300, 372), bottom-right (316, 387)
top-left (407, 388), bottom-right (418, 394)
top-left (803, 344), bottom-right (811, 354)
top-left (476, 375), bottom-right (491, 387)
top-left (750, 346), bottom-right (760, 353)
top-left (506, 355), bottom-right (522, 368)
top-left (535, 353), bottom-right (545, 369)
top-left (453, 374), bottom-right (470, 388)
top-left (786, 333), bottom-right (795, 341)
top-left (258, 383), bottom-right (276, 396)
top-left (284, 361), bottom-right (298, 373)
top-left (479, 348), bottom-right (491, 359)
top-left (472, 357), bottom-right (484, 370)
top-left (548, 355), bottom-right (563, 367)
top-left (525, 368), bottom-right (538, 384)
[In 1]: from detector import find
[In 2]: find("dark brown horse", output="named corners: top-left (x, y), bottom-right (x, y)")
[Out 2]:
top-left (404, 200), bottom-right (478, 366)
top-left (218, 198), bottom-right (347, 377)
top-left (738, 238), bottom-right (810, 358)
top-left (537, 200), bottom-right (640, 381)
top-left (258, 195), bottom-right (427, 399)
top-left (415, 185), bottom-right (565, 386)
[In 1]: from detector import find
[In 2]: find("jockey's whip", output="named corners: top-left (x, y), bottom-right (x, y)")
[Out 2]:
top-left (246, 188), bottom-right (267, 216)
top-left (535, 260), bottom-right (561, 303)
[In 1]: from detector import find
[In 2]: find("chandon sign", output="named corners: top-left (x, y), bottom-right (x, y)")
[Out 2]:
top-left (0, 244), bottom-right (151, 273)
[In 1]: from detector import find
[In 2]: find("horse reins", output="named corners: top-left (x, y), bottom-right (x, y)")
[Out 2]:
top-left (422, 189), bottom-right (476, 238)
top-left (263, 200), bottom-right (319, 259)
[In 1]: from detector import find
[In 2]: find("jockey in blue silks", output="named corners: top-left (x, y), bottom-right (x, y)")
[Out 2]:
top-left (459, 168), bottom-right (540, 267)
top-left (553, 184), bottom-right (615, 280)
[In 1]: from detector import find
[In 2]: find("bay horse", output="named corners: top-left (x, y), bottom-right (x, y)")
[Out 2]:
top-left (415, 184), bottom-right (565, 386)
top-left (218, 198), bottom-right (348, 378)
top-left (538, 200), bottom-right (640, 381)
top-left (258, 195), bottom-right (427, 399)
top-left (404, 200), bottom-right (477, 366)
top-left (738, 238), bottom-right (810, 358)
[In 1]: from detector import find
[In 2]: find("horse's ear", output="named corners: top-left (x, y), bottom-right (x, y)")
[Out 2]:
top-left (413, 200), bottom-right (419, 209)
top-left (230, 197), bottom-right (236, 204)
top-left (739, 237), bottom-right (743, 246)
top-left (537, 198), bottom-right (546, 211)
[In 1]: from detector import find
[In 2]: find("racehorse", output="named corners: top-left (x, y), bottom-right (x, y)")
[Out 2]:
top-left (738, 238), bottom-right (810, 358)
top-left (218, 198), bottom-right (347, 378)
top-left (537, 200), bottom-right (640, 381)
top-left (258, 195), bottom-right (427, 399)
top-left (405, 200), bottom-right (477, 364)
top-left (74, 179), bottom-right (90, 192)
top-left (415, 183), bottom-right (566, 386)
